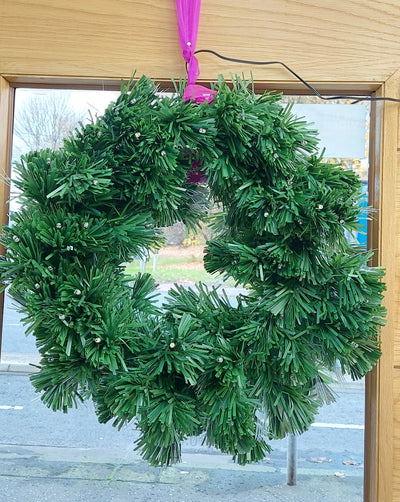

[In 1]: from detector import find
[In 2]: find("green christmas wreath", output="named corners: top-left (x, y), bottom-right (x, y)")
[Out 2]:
top-left (0, 75), bottom-right (385, 466)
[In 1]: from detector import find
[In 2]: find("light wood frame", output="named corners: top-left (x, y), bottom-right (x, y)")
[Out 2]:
top-left (0, 77), bottom-right (14, 361)
top-left (0, 73), bottom-right (396, 502)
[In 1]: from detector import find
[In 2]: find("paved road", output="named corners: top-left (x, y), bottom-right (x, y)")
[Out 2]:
top-left (0, 372), bottom-right (365, 464)
top-left (0, 289), bottom-right (365, 501)
top-left (0, 373), bottom-right (364, 502)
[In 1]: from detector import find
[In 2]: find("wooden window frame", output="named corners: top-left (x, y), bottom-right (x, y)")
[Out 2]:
top-left (0, 74), bottom-right (395, 502)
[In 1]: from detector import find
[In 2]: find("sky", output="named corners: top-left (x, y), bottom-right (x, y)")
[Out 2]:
top-left (15, 88), bottom-right (121, 119)
top-left (13, 88), bottom-right (369, 159)
top-left (9, 88), bottom-right (369, 221)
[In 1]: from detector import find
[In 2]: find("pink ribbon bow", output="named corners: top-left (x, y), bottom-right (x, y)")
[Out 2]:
top-left (176, 0), bottom-right (217, 103)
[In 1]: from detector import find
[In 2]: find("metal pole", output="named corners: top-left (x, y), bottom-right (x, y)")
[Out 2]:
top-left (286, 433), bottom-right (297, 486)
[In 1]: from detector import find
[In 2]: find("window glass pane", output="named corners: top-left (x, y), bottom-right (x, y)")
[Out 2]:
top-left (1, 91), bottom-right (369, 501)
top-left (3, 88), bottom-right (120, 359)
top-left (279, 96), bottom-right (369, 499)
top-left (283, 97), bottom-right (370, 248)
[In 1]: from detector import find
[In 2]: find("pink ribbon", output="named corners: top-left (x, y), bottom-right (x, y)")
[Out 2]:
top-left (175, 0), bottom-right (217, 103)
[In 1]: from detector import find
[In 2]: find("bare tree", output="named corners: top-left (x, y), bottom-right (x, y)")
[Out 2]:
top-left (13, 91), bottom-right (85, 154)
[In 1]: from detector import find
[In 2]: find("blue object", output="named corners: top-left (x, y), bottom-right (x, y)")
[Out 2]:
top-left (356, 182), bottom-right (368, 248)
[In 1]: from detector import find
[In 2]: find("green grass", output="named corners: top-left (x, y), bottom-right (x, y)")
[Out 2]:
top-left (124, 253), bottom-right (234, 285)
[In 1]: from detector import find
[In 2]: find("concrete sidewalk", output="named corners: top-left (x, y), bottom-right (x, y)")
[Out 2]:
top-left (0, 442), bottom-right (363, 502)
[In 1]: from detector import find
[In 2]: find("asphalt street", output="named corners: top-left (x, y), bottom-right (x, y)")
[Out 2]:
top-left (0, 289), bottom-right (366, 501)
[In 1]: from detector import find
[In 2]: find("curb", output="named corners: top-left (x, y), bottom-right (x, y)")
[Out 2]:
top-left (0, 353), bottom-right (40, 373)
top-left (0, 356), bottom-right (366, 388)
top-left (0, 361), bottom-right (39, 373)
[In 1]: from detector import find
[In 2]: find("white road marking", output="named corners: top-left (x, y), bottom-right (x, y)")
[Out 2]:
top-left (312, 422), bottom-right (364, 430)
top-left (0, 405), bottom-right (24, 410)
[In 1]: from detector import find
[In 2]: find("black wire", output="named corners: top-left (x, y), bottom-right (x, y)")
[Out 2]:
top-left (192, 49), bottom-right (400, 105)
